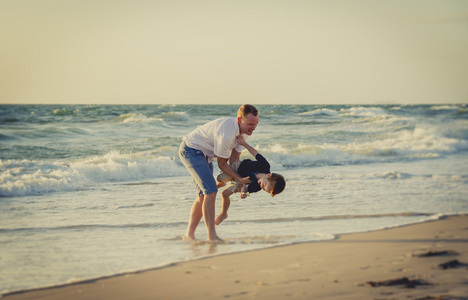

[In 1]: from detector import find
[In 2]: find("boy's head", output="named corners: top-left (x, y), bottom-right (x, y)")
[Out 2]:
top-left (259, 173), bottom-right (285, 197)
top-left (270, 173), bottom-right (285, 197)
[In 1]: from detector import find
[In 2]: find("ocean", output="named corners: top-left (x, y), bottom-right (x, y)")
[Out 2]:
top-left (1, 104), bottom-right (467, 294)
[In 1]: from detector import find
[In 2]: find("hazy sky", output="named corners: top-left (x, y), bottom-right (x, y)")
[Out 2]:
top-left (1, 0), bottom-right (467, 105)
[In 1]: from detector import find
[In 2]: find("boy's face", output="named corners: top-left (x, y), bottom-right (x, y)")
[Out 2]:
top-left (258, 174), bottom-right (274, 195)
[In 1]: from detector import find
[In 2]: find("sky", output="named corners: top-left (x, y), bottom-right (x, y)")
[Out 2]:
top-left (1, 0), bottom-right (467, 105)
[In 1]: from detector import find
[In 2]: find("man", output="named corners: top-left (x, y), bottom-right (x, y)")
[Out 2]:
top-left (179, 104), bottom-right (259, 241)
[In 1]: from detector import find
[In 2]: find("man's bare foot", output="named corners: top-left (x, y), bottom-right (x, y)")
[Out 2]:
top-left (216, 181), bottom-right (226, 188)
top-left (207, 236), bottom-right (224, 243)
top-left (215, 213), bottom-right (228, 225)
top-left (183, 234), bottom-right (196, 241)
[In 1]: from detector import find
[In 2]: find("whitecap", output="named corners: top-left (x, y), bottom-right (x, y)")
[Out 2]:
top-left (115, 113), bottom-right (163, 124)
top-left (340, 106), bottom-right (388, 117)
top-left (298, 108), bottom-right (338, 116)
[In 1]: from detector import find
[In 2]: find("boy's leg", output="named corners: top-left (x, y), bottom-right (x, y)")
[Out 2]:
top-left (217, 171), bottom-right (234, 184)
top-left (216, 160), bottom-right (241, 186)
top-left (216, 189), bottom-right (234, 225)
top-left (216, 181), bottom-right (226, 188)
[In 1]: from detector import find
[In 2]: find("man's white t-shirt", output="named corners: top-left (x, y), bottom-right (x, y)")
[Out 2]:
top-left (183, 117), bottom-right (244, 160)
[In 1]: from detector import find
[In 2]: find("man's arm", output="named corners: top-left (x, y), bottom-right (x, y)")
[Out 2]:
top-left (217, 157), bottom-right (251, 185)
top-left (229, 148), bottom-right (241, 165)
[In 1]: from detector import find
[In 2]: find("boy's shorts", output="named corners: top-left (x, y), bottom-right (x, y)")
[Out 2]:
top-left (179, 141), bottom-right (217, 196)
top-left (217, 160), bottom-right (242, 193)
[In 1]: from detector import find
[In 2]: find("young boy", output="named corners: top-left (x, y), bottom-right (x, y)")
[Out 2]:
top-left (215, 135), bottom-right (285, 225)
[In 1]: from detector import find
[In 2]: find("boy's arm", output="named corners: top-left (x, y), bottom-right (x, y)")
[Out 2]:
top-left (236, 135), bottom-right (258, 157)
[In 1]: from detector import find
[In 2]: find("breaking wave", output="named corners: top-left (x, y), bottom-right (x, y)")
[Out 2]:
top-left (0, 150), bottom-right (186, 197)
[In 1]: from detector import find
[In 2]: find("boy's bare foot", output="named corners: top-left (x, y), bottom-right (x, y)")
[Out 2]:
top-left (215, 213), bottom-right (228, 225)
top-left (240, 185), bottom-right (249, 198)
top-left (216, 181), bottom-right (226, 188)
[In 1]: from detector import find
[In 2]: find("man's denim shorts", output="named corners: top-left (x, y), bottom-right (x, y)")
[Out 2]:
top-left (179, 141), bottom-right (218, 196)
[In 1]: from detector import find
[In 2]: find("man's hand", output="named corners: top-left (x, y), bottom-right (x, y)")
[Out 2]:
top-left (238, 176), bottom-right (251, 185)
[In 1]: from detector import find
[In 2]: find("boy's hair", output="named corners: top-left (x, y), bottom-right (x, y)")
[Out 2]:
top-left (237, 104), bottom-right (258, 119)
top-left (268, 173), bottom-right (285, 197)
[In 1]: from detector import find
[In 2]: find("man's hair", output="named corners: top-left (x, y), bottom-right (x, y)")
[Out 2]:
top-left (268, 173), bottom-right (285, 197)
top-left (237, 104), bottom-right (258, 119)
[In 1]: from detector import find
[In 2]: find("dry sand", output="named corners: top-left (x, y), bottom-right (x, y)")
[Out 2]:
top-left (3, 215), bottom-right (468, 300)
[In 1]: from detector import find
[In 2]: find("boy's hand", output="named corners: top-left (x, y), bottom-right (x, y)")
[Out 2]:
top-left (236, 135), bottom-right (246, 146)
top-left (236, 134), bottom-right (258, 157)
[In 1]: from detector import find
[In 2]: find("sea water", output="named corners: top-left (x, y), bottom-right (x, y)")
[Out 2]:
top-left (1, 104), bottom-right (467, 294)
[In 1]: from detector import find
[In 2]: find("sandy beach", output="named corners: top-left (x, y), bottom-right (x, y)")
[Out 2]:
top-left (3, 215), bottom-right (468, 300)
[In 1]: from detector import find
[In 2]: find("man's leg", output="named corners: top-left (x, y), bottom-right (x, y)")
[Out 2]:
top-left (179, 142), bottom-right (219, 241)
top-left (202, 191), bottom-right (222, 241)
top-left (184, 195), bottom-right (204, 240)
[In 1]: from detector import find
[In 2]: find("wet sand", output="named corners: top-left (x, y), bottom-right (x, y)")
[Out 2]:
top-left (4, 215), bottom-right (468, 300)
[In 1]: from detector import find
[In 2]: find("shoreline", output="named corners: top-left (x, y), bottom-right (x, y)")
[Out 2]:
top-left (0, 214), bottom-right (441, 295)
top-left (3, 215), bottom-right (468, 299)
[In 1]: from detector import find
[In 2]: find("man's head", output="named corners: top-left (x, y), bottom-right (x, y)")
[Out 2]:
top-left (237, 104), bottom-right (259, 136)
top-left (258, 173), bottom-right (286, 197)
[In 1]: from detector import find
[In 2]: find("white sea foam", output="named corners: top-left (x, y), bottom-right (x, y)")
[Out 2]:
top-left (115, 111), bottom-right (188, 124)
top-left (116, 113), bottom-right (163, 124)
top-left (159, 111), bottom-right (188, 120)
top-left (298, 108), bottom-right (339, 116)
top-left (340, 106), bottom-right (388, 117)
top-left (430, 105), bottom-right (460, 110)
top-left (251, 124), bottom-right (466, 169)
top-left (51, 108), bottom-right (78, 116)
top-left (341, 127), bottom-right (466, 157)
top-left (2, 121), bottom-right (465, 197)
top-left (0, 150), bottom-right (186, 197)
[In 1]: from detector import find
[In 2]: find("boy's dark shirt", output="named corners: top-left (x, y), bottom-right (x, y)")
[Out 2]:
top-left (237, 153), bottom-right (270, 193)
